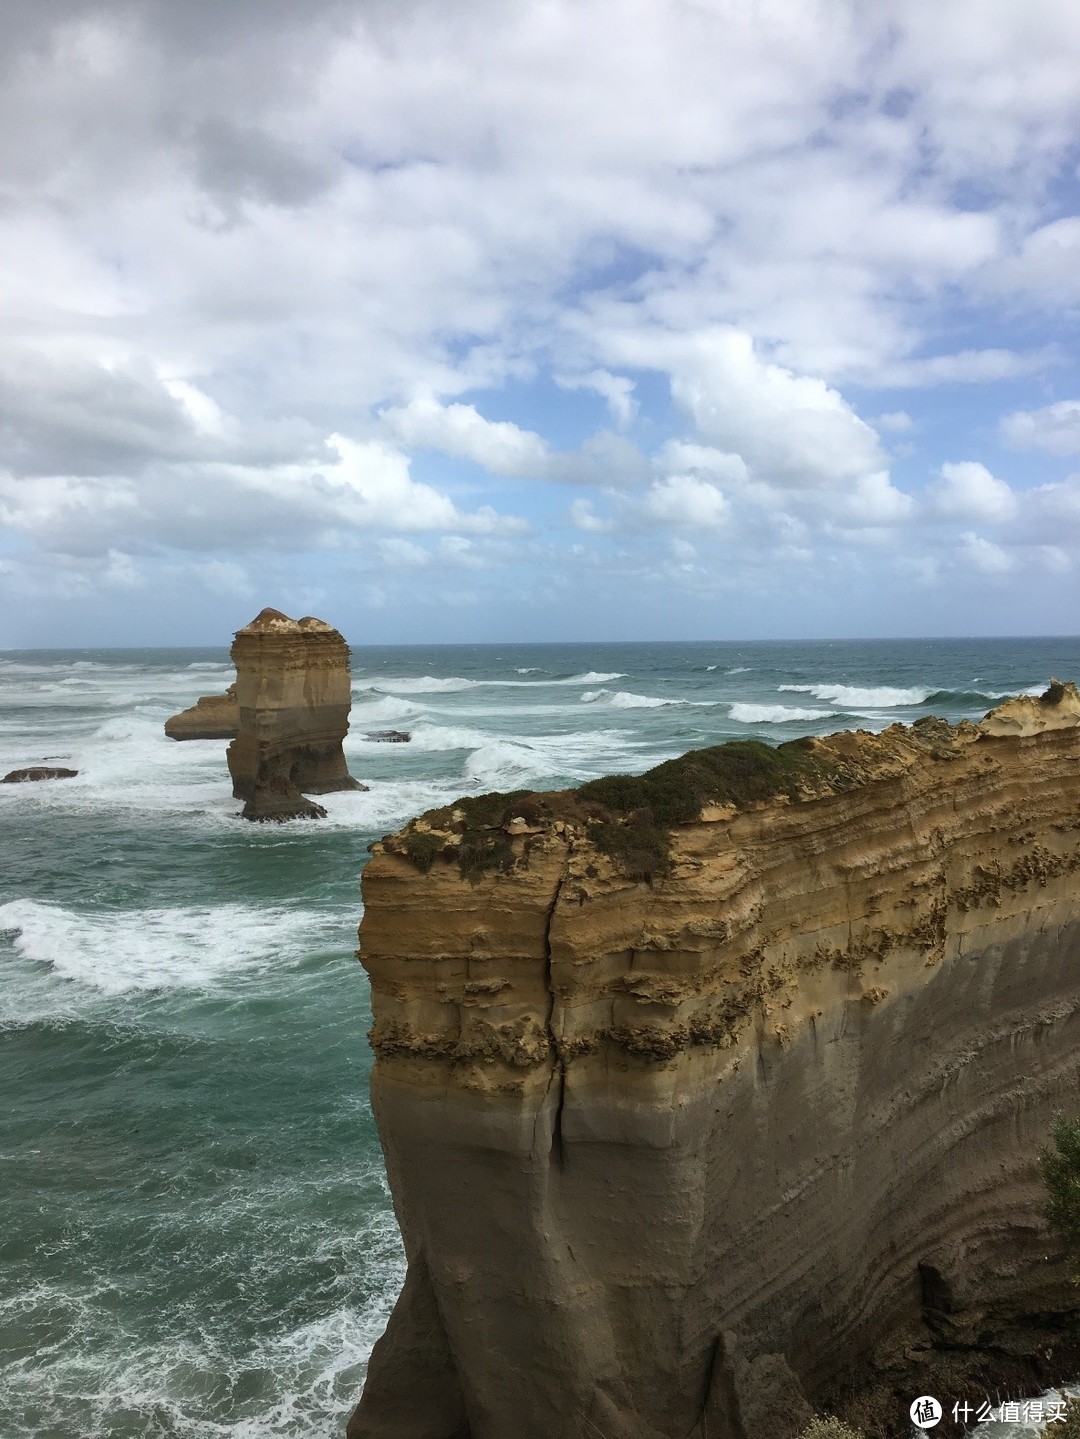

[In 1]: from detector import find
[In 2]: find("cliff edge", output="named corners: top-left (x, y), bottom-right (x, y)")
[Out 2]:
top-left (350, 684), bottom-right (1080, 1439)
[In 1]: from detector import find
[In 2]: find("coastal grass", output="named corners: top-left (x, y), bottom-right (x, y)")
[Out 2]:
top-left (405, 737), bottom-right (837, 883)
top-left (797, 1422), bottom-right (865, 1439)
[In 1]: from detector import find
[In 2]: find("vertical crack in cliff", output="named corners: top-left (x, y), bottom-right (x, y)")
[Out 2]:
top-left (543, 856), bottom-right (570, 1168)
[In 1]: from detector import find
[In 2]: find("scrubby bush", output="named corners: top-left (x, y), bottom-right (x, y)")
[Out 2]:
top-left (1057, 1397), bottom-right (1080, 1436)
top-left (1039, 1112), bottom-right (1080, 1276)
top-left (797, 1419), bottom-right (865, 1439)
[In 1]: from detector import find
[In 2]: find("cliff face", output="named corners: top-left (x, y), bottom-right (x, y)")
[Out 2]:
top-left (351, 688), bottom-right (1080, 1439)
top-left (164, 684), bottom-right (239, 740)
top-left (226, 608), bottom-right (364, 821)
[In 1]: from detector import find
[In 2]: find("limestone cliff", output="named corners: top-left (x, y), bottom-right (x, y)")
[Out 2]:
top-left (350, 685), bottom-right (1080, 1439)
top-left (226, 608), bottom-right (365, 821)
top-left (164, 683), bottom-right (239, 740)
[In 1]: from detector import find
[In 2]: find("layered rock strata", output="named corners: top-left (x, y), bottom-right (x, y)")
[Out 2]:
top-left (226, 608), bottom-right (365, 821)
top-left (351, 685), bottom-right (1080, 1439)
top-left (164, 683), bottom-right (239, 740)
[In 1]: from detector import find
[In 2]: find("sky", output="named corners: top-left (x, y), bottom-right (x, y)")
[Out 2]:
top-left (4, 0), bottom-right (1080, 646)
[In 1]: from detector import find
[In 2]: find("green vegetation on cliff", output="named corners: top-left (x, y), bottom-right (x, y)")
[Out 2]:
top-left (797, 1421), bottom-right (865, 1439)
top-left (400, 737), bottom-right (839, 882)
top-left (1040, 1112), bottom-right (1080, 1278)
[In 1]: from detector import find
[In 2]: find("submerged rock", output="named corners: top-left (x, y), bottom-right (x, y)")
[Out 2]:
top-left (1, 765), bottom-right (78, 783)
top-left (226, 608), bottom-right (367, 822)
top-left (164, 683), bottom-right (240, 740)
top-left (351, 681), bottom-right (1080, 1439)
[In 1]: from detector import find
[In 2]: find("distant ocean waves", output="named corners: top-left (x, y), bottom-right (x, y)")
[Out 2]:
top-left (3, 637), bottom-right (1080, 1437)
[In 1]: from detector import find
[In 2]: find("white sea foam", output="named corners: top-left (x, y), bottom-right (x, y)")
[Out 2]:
top-left (0, 898), bottom-right (346, 998)
top-left (0, 1186), bottom-right (405, 1438)
top-left (368, 675), bottom-right (476, 693)
top-left (350, 694), bottom-right (426, 723)
top-left (580, 689), bottom-right (673, 708)
top-left (515, 666), bottom-right (543, 673)
top-left (726, 665), bottom-right (751, 674)
top-left (778, 682), bottom-right (930, 707)
top-left (559, 671), bottom-right (625, 684)
top-left (728, 702), bottom-right (834, 724)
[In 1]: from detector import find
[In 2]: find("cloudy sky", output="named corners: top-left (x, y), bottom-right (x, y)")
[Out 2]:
top-left (3, 0), bottom-right (1080, 646)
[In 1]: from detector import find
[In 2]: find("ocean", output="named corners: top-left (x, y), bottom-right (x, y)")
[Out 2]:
top-left (2, 636), bottom-right (1079, 1439)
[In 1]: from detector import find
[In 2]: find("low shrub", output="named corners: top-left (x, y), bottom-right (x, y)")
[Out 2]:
top-left (797, 1420), bottom-right (865, 1439)
top-left (1039, 1112), bottom-right (1080, 1276)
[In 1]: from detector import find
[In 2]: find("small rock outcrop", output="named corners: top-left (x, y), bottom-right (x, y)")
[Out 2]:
top-left (364, 730), bottom-right (411, 744)
top-left (2, 766), bottom-right (78, 783)
top-left (226, 608), bottom-right (366, 821)
top-left (350, 681), bottom-right (1080, 1439)
top-left (164, 684), bottom-right (240, 741)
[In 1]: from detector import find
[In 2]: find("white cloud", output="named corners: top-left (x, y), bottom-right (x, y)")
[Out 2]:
top-left (1001, 399), bottom-right (1080, 455)
top-left (929, 461), bottom-right (1018, 523)
top-left (870, 347), bottom-right (1059, 388)
top-left (641, 473), bottom-right (729, 530)
top-left (664, 327), bottom-right (884, 489)
top-left (875, 410), bottom-right (914, 433)
top-left (555, 370), bottom-right (638, 426)
top-left (569, 497), bottom-right (613, 533)
top-left (0, 433), bottom-right (526, 558)
top-left (959, 531), bottom-right (1015, 574)
top-left (380, 397), bottom-right (551, 477)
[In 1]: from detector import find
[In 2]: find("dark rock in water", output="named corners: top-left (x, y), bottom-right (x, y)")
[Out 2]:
top-left (2, 766), bottom-right (78, 783)
top-left (364, 730), bottom-right (411, 743)
top-left (226, 608), bottom-right (368, 821)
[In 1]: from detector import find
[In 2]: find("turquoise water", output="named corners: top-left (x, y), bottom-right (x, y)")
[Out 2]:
top-left (2, 637), bottom-right (1079, 1438)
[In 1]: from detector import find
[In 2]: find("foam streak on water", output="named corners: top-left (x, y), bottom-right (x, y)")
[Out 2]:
top-left (3, 637), bottom-right (1079, 1437)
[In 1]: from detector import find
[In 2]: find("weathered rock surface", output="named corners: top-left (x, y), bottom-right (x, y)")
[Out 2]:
top-left (164, 684), bottom-right (240, 740)
top-left (350, 683), bottom-right (1080, 1439)
top-left (364, 730), bottom-right (411, 744)
top-left (1, 765), bottom-right (78, 782)
top-left (226, 608), bottom-right (366, 821)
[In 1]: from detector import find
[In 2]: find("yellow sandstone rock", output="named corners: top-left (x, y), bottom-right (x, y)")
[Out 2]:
top-left (350, 683), bottom-right (1080, 1439)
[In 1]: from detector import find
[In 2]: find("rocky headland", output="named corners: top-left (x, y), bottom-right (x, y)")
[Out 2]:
top-left (225, 608), bottom-right (365, 821)
top-left (350, 682), bottom-right (1080, 1438)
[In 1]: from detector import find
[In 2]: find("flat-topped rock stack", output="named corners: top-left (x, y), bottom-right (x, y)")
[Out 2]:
top-left (350, 682), bottom-right (1080, 1439)
top-left (226, 608), bottom-right (365, 821)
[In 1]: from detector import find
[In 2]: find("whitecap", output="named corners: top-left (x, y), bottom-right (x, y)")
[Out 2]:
top-left (0, 898), bottom-right (347, 999)
top-left (368, 676), bottom-right (476, 694)
top-left (350, 694), bottom-right (426, 723)
top-left (728, 702), bottom-right (834, 724)
top-left (726, 666), bottom-right (751, 674)
top-left (580, 689), bottom-right (675, 708)
top-left (778, 682), bottom-right (930, 707)
top-left (559, 671), bottom-right (626, 684)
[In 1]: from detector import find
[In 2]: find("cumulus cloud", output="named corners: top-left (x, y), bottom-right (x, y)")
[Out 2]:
top-left (928, 461), bottom-right (1018, 523)
top-left (1001, 399), bottom-right (1080, 455)
top-left (640, 473), bottom-right (729, 530)
top-left (0, 434), bottom-right (525, 558)
top-left (959, 531), bottom-right (1015, 575)
top-left (2, 0), bottom-right (1080, 633)
top-left (380, 397), bottom-right (551, 477)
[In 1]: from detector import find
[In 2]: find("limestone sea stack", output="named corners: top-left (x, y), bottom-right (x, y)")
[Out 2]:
top-left (350, 684), bottom-right (1080, 1439)
top-left (226, 608), bottom-right (365, 821)
top-left (164, 683), bottom-right (240, 740)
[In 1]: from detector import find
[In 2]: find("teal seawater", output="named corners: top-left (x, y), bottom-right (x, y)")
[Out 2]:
top-left (2, 637), bottom-right (1080, 1439)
